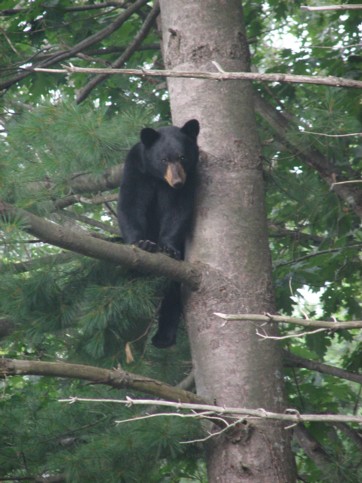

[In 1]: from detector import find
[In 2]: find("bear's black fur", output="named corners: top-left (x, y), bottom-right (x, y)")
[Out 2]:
top-left (118, 119), bottom-right (200, 348)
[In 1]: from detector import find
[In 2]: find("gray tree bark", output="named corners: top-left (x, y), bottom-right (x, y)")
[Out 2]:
top-left (159, 1), bottom-right (296, 481)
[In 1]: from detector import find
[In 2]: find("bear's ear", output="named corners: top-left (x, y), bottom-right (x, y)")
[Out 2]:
top-left (140, 128), bottom-right (160, 147)
top-left (181, 119), bottom-right (200, 139)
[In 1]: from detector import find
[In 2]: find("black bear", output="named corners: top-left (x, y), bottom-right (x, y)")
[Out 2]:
top-left (117, 119), bottom-right (200, 348)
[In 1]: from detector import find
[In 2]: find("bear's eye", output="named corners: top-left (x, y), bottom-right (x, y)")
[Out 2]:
top-left (179, 155), bottom-right (185, 161)
top-left (161, 158), bottom-right (167, 164)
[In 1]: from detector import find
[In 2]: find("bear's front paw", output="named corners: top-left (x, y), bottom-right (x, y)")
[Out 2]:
top-left (152, 331), bottom-right (176, 349)
top-left (136, 240), bottom-right (159, 253)
top-left (159, 245), bottom-right (181, 260)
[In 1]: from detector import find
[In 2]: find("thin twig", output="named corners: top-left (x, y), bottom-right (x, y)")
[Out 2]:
top-left (301, 130), bottom-right (362, 138)
top-left (115, 410), bottom-right (229, 427)
top-left (256, 327), bottom-right (328, 340)
top-left (331, 180), bottom-right (362, 188)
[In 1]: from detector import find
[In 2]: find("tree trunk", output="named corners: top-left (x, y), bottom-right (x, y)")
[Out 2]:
top-left (159, 1), bottom-right (296, 481)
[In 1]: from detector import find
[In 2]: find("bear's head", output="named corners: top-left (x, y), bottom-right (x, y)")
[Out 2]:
top-left (140, 119), bottom-right (199, 188)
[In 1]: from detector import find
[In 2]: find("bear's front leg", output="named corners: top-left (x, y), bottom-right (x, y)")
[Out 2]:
top-left (118, 174), bottom-right (158, 250)
top-left (158, 187), bottom-right (193, 260)
top-left (136, 239), bottom-right (159, 253)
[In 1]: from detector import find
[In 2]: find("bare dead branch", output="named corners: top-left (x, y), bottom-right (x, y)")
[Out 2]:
top-left (301, 5), bottom-right (362, 12)
top-left (301, 130), bottom-right (362, 138)
top-left (257, 327), bottom-right (329, 340)
top-left (331, 180), bottom-right (362, 187)
top-left (214, 312), bottom-right (362, 330)
top-left (32, 65), bottom-right (362, 89)
top-left (59, 396), bottom-right (362, 425)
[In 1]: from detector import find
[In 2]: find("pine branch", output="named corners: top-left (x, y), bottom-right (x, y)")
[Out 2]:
top-left (0, 358), bottom-right (206, 405)
top-left (0, 200), bottom-right (201, 288)
top-left (32, 65), bottom-right (362, 89)
top-left (0, 252), bottom-right (79, 274)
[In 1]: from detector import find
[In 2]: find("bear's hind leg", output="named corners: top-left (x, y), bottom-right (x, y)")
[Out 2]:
top-left (152, 282), bottom-right (181, 348)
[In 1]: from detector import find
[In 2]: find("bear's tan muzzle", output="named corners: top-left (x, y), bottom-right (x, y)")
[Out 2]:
top-left (164, 162), bottom-right (186, 188)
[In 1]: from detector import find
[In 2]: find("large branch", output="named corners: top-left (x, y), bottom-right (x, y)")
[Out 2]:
top-left (284, 351), bottom-right (362, 385)
top-left (0, 2), bottom-right (130, 16)
top-left (0, 200), bottom-right (201, 289)
top-left (33, 65), bottom-right (362, 89)
top-left (294, 425), bottom-right (333, 473)
top-left (76, 1), bottom-right (160, 103)
top-left (254, 94), bottom-right (362, 219)
top-left (0, 0), bottom-right (150, 91)
top-left (0, 358), bottom-right (205, 405)
top-left (333, 422), bottom-right (362, 451)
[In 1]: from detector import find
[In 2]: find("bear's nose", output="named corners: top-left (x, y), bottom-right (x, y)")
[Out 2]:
top-left (164, 162), bottom-right (186, 188)
top-left (172, 180), bottom-right (184, 189)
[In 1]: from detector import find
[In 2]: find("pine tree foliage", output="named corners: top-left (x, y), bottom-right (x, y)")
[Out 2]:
top-left (0, 0), bottom-right (361, 481)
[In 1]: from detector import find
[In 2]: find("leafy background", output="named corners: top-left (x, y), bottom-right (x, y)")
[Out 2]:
top-left (0, 1), bottom-right (361, 481)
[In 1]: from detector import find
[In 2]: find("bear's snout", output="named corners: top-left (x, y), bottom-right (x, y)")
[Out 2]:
top-left (164, 162), bottom-right (186, 189)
